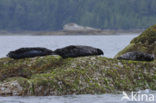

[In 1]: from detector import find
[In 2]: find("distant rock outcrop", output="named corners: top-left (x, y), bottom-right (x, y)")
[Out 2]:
top-left (34, 23), bottom-right (143, 35)
top-left (63, 23), bottom-right (100, 31)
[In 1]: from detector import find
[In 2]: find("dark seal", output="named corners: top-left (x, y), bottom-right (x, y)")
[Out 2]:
top-left (7, 47), bottom-right (53, 59)
top-left (54, 45), bottom-right (104, 58)
top-left (117, 51), bottom-right (154, 61)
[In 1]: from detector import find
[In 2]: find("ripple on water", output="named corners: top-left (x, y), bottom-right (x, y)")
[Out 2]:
top-left (0, 91), bottom-right (156, 103)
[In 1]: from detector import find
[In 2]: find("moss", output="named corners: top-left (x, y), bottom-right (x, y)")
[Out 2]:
top-left (0, 56), bottom-right (63, 81)
top-left (115, 25), bottom-right (156, 58)
top-left (131, 25), bottom-right (156, 44)
top-left (0, 56), bottom-right (155, 96)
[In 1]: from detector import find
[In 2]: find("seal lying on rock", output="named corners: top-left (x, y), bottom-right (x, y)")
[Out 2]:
top-left (117, 51), bottom-right (154, 61)
top-left (54, 45), bottom-right (104, 58)
top-left (7, 47), bottom-right (53, 59)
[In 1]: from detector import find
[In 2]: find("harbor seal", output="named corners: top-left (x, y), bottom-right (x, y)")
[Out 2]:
top-left (54, 45), bottom-right (104, 58)
top-left (7, 47), bottom-right (53, 59)
top-left (117, 51), bottom-right (154, 61)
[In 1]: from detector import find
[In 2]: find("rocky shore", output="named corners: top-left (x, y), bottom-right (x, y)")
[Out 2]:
top-left (0, 25), bottom-right (155, 96)
top-left (0, 56), bottom-right (155, 96)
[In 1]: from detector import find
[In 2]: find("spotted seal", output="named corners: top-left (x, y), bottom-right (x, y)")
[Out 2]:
top-left (117, 51), bottom-right (154, 61)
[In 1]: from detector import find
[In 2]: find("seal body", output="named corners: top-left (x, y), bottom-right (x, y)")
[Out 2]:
top-left (117, 51), bottom-right (154, 61)
top-left (7, 47), bottom-right (53, 59)
top-left (54, 45), bottom-right (104, 58)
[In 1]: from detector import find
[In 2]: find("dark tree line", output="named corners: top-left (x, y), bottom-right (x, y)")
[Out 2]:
top-left (0, 0), bottom-right (156, 31)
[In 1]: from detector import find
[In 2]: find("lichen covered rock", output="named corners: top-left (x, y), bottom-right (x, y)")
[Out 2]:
top-left (115, 25), bottom-right (156, 58)
top-left (0, 77), bottom-right (29, 96)
top-left (0, 56), bottom-right (156, 96)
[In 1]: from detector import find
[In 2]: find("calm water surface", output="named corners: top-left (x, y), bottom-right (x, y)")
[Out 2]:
top-left (0, 34), bottom-right (138, 58)
top-left (1, 34), bottom-right (155, 103)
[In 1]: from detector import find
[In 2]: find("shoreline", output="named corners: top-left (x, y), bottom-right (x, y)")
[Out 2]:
top-left (0, 29), bottom-right (143, 35)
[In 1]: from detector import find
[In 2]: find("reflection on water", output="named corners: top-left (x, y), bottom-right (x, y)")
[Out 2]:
top-left (0, 34), bottom-right (138, 58)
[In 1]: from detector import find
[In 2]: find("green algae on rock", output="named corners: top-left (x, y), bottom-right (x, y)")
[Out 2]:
top-left (115, 25), bottom-right (156, 58)
top-left (0, 56), bottom-right (156, 96)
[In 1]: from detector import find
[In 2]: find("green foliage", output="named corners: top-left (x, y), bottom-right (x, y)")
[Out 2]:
top-left (0, 0), bottom-right (156, 31)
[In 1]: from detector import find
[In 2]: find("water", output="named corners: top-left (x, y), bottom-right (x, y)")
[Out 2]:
top-left (0, 94), bottom-right (124, 103)
top-left (0, 91), bottom-right (156, 103)
top-left (2, 34), bottom-right (155, 103)
top-left (0, 34), bottom-right (138, 58)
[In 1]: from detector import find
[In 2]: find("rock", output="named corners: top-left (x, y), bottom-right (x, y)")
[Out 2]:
top-left (63, 23), bottom-right (100, 31)
top-left (0, 77), bottom-right (29, 96)
top-left (117, 51), bottom-right (154, 61)
top-left (7, 47), bottom-right (53, 59)
top-left (0, 56), bottom-right (155, 96)
top-left (54, 45), bottom-right (104, 58)
top-left (115, 25), bottom-right (156, 58)
top-left (0, 81), bottom-right (22, 96)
